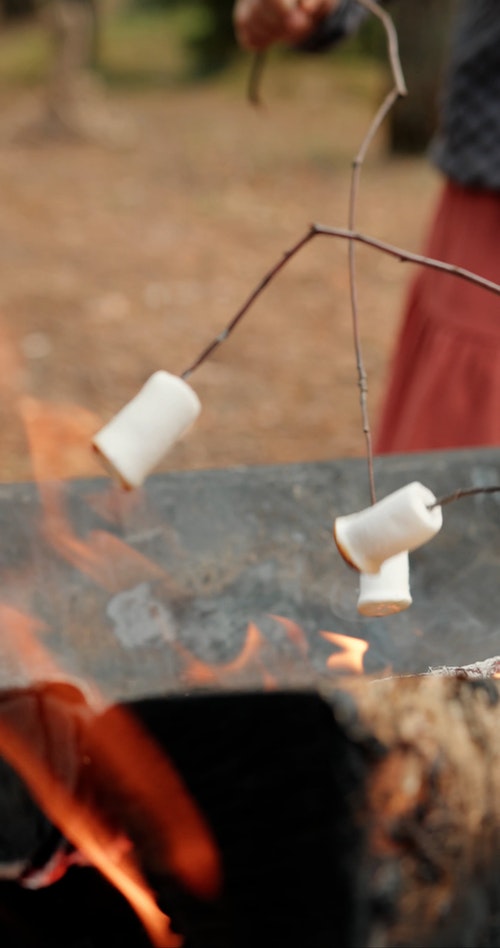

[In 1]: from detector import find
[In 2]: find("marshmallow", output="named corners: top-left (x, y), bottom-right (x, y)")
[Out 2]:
top-left (333, 481), bottom-right (442, 573)
top-left (92, 371), bottom-right (201, 489)
top-left (357, 551), bottom-right (412, 617)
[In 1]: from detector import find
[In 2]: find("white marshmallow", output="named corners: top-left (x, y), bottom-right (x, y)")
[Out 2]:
top-left (357, 551), bottom-right (412, 617)
top-left (92, 371), bottom-right (201, 489)
top-left (333, 481), bottom-right (442, 573)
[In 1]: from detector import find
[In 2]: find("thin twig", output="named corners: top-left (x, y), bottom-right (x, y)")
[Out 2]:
top-left (312, 225), bottom-right (500, 294)
top-left (355, 0), bottom-right (407, 97)
top-left (245, 0), bottom-right (407, 106)
top-left (248, 51), bottom-right (267, 106)
top-left (180, 224), bottom-right (500, 379)
top-left (347, 85), bottom-right (402, 506)
top-left (346, 1), bottom-right (407, 505)
top-left (240, 2), bottom-right (407, 505)
top-left (181, 230), bottom-right (316, 380)
top-left (430, 486), bottom-right (500, 509)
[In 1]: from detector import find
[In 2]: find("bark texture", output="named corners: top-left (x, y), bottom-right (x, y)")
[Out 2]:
top-left (325, 674), bottom-right (500, 947)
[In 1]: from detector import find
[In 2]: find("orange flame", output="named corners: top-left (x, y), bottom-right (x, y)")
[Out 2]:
top-left (31, 477), bottom-right (165, 593)
top-left (269, 614), bottom-right (309, 655)
top-left (0, 713), bottom-right (180, 947)
top-left (176, 622), bottom-right (277, 689)
top-left (87, 702), bottom-right (222, 902)
top-left (2, 369), bottom-right (182, 939)
top-left (19, 395), bottom-right (103, 482)
top-left (0, 605), bottom-right (221, 912)
top-left (5, 379), bottom-right (374, 944)
top-left (0, 604), bottom-right (52, 675)
top-left (19, 396), bottom-right (174, 594)
top-left (321, 631), bottom-right (368, 674)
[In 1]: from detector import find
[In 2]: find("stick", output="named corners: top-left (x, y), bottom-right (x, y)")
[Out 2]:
top-left (180, 224), bottom-right (500, 380)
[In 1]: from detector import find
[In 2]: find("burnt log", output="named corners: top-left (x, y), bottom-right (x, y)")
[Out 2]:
top-left (81, 676), bottom-right (500, 948)
top-left (2, 677), bottom-right (500, 946)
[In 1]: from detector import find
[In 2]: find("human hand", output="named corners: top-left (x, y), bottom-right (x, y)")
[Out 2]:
top-left (234, 0), bottom-right (340, 51)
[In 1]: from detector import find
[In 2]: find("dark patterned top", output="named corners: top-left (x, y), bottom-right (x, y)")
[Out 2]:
top-left (302, 0), bottom-right (500, 191)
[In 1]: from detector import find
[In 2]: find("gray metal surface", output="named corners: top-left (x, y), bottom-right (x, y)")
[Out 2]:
top-left (1, 448), bottom-right (500, 701)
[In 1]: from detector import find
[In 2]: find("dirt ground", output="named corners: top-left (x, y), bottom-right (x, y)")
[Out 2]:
top-left (0, 59), bottom-right (440, 484)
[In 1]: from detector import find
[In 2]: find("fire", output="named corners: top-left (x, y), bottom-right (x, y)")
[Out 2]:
top-left (176, 621), bottom-right (276, 688)
top-left (0, 378), bottom-right (375, 948)
top-left (19, 395), bottom-right (104, 482)
top-left (39, 487), bottom-right (165, 593)
top-left (321, 631), bottom-right (369, 674)
top-left (0, 604), bottom-right (52, 676)
top-left (19, 396), bottom-right (168, 591)
top-left (269, 614), bottom-right (309, 656)
top-left (0, 607), bottom-right (221, 941)
top-left (0, 711), bottom-right (180, 947)
top-left (0, 317), bottom-right (23, 396)
top-left (86, 701), bottom-right (221, 902)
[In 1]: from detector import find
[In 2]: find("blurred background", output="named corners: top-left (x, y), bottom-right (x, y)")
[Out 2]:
top-left (0, 0), bottom-right (457, 483)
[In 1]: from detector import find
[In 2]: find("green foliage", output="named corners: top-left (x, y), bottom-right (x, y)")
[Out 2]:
top-left (129, 0), bottom-right (387, 79)
top-left (2, 0), bottom-right (37, 21)
top-left (354, 15), bottom-right (388, 61)
top-left (131, 0), bottom-right (238, 77)
top-left (189, 0), bottom-right (237, 76)
top-left (101, 6), bottom-right (195, 85)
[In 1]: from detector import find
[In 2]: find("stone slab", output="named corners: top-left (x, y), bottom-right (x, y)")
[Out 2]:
top-left (1, 448), bottom-right (500, 701)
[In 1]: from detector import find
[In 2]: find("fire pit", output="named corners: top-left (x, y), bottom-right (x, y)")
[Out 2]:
top-left (1, 447), bottom-right (500, 692)
top-left (1, 448), bottom-right (500, 947)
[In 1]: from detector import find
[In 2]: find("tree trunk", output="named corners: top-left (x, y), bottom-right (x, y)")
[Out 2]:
top-left (11, 0), bottom-right (135, 147)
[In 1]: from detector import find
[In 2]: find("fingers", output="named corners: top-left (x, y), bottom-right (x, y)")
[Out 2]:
top-left (234, 0), bottom-right (292, 51)
top-left (234, 0), bottom-right (338, 52)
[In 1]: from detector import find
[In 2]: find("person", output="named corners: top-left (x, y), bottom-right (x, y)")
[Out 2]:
top-left (233, 0), bottom-right (500, 454)
top-left (234, 0), bottom-right (341, 50)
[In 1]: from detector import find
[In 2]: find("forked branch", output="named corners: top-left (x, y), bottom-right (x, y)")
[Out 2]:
top-left (181, 2), bottom-right (500, 511)
top-left (180, 224), bottom-right (500, 379)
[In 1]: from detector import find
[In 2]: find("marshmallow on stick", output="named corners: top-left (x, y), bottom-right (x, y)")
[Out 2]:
top-left (92, 370), bottom-right (201, 489)
top-left (334, 482), bottom-right (442, 574)
top-left (357, 551), bottom-right (412, 617)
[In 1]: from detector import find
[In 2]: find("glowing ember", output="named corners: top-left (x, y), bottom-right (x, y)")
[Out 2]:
top-left (321, 631), bottom-right (369, 674)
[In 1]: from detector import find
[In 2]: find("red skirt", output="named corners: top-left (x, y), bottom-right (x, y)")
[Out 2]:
top-left (375, 180), bottom-right (500, 453)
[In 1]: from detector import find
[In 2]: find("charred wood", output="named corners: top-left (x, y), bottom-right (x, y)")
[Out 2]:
top-left (81, 676), bottom-right (500, 948)
top-left (2, 677), bottom-right (500, 946)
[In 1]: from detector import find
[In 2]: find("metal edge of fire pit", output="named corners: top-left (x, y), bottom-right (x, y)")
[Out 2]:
top-left (0, 447), bottom-right (500, 702)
